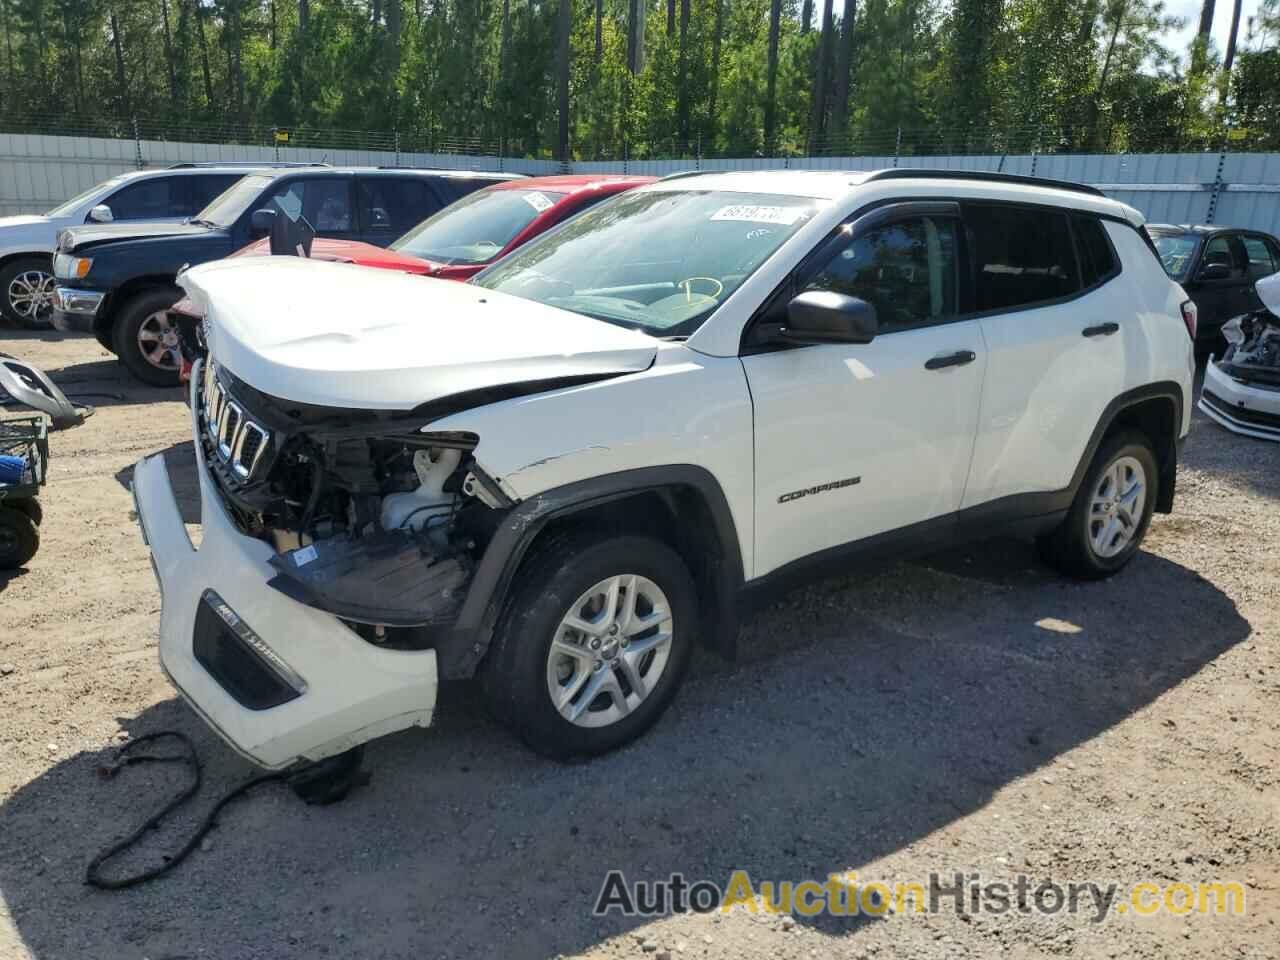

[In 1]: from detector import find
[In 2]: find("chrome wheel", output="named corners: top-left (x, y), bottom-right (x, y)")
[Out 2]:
top-left (7, 270), bottom-right (54, 323)
top-left (1089, 455), bottom-right (1146, 558)
top-left (135, 310), bottom-right (182, 372)
top-left (545, 574), bottom-right (674, 728)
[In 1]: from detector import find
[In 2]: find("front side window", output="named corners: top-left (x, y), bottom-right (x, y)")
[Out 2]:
top-left (473, 190), bottom-right (823, 337)
top-left (391, 187), bottom-right (568, 265)
top-left (48, 176), bottom-right (129, 218)
top-left (1241, 236), bottom-right (1278, 281)
top-left (965, 203), bottom-right (1080, 312)
top-left (1151, 232), bottom-right (1198, 278)
top-left (266, 178), bottom-right (354, 232)
top-left (102, 176), bottom-right (185, 220)
top-left (804, 216), bottom-right (959, 332)
top-left (1200, 236), bottom-right (1244, 279)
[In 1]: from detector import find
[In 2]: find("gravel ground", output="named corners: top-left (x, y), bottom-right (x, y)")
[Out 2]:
top-left (0, 328), bottom-right (1277, 960)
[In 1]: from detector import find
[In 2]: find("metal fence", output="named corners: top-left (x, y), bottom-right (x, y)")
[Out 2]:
top-left (1, 130), bottom-right (1278, 235)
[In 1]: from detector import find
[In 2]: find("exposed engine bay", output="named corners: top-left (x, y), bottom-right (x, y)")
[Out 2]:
top-left (1218, 304), bottom-right (1280, 388)
top-left (197, 359), bottom-right (510, 645)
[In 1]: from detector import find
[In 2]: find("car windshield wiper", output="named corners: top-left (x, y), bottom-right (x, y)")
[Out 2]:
top-left (189, 218), bottom-right (219, 229)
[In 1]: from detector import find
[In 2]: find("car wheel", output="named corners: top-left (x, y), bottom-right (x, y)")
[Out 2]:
top-left (113, 288), bottom-right (183, 387)
top-left (0, 257), bottom-right (56, 329)
top-left (480, 533), bottom-right (698, 760)
top-left (5, 497), bottom-right (42, 526)
top-left (1039, 430), bottom-right (1158, 580)
top-left (0, 506), bottom-right (40, 569)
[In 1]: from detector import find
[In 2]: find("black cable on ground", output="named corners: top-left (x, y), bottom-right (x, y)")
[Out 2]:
top-left (84, 731), bottom-right (286, 891)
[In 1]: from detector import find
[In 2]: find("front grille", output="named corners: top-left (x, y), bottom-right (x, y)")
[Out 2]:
top-left (199, 360), bottom-right (272, 482)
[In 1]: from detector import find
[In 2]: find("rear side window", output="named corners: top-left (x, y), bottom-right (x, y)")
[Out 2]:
top-left (190, 174), bottom-right (243, 211)
top-left (102, 176), bottom-right (187, 221)
top-left (1073, 215), bottom-right (1118, 288)
top-left (1241, 236), bottom-right (1278, 281)
top-left (358, 177), bottom-right (441, 236)
top-left (965, 203), bottom-right (1079, 312)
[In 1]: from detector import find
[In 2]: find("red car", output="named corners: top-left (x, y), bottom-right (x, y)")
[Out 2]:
top-left (175, 174), bottom-right (655, 380)
top-left (229, 174), bottom-right (656, 280)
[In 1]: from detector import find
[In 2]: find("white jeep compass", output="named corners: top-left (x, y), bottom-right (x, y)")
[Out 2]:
top-left (131, 170), bottom-right (1196, 772)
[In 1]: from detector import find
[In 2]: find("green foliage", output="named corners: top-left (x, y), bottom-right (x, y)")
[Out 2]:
top-left (0, 0), bottom-right (1273, 157)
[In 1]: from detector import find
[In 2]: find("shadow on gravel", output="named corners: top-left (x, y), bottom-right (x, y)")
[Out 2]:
top-left (113, 441), bottom-right (200, 525)
top-left (0, 532), bottom-right (1250, 958)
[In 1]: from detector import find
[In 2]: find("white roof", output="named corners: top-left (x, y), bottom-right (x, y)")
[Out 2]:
top-left (641, 168), bottom-right (1141, 224)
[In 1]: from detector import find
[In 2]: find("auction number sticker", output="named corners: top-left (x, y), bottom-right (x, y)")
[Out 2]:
top-left (711, 205), bottom-right (807, 225)
top-left (524, 191), bottom-right (555, 212)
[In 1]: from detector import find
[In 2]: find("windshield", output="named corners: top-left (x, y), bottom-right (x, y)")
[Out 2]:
top-left (391, 188), bottom-right (568, 265)
top-left (472, 190), bottom-right (823, 336)
top-left (1151, 232), bottom-right (1199, 278)
top-left (194, 174), bottom-right (274, 227)
top-left (46, 176), bottom-right (128, 218)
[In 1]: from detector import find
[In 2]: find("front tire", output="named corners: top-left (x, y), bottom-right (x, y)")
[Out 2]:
top-left (113, 288), bottom-right (184, 387)
top-left (480, 533), bottom-right (698, 760)
top-left (0, 257), bottom-right (55, 329)
top-left (1039, 429), bottom-right (1158, 580)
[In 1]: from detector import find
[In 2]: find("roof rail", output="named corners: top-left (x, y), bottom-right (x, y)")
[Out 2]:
top-left (863, 168), bottom-right (1106, 198)
top-left (166, 161), bottom-right (330, 169)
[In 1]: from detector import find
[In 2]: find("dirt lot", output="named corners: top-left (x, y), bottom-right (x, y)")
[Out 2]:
top-left (1, 327), bottom-right (1277, 960)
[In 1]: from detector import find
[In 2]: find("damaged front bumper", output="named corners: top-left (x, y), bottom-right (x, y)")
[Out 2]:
top-left (131, 383), bottom-right (440, 769)
top-left (1199, 360), bottom-right (1280, 442)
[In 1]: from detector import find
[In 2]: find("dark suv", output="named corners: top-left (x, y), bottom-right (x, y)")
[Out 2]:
top-left (49, 167), bottom-right (522, 385)
top-left (1150, 224), bottom-right (1280, 350)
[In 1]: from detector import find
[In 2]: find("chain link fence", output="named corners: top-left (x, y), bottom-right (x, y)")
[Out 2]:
top-left (1, 111), bottom-right (1277, 164)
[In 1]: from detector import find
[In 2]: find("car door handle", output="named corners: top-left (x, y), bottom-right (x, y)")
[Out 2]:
top-left (924, 350), bottom-right (976, 370)
top-left (1082, 322), bottom-right (1120, 337)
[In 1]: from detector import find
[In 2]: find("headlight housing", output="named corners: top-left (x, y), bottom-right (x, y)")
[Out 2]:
top-left (53, 253), bottom-right (93, 280)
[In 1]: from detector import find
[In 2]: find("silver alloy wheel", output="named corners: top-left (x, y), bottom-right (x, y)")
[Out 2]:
top-left (545, 574), bottom-right (674, 728)
top-left (1089, 454), bottom-right (1146, 559)
top-left (135, 310), bottom-right (182, 372)
top-left (7, 270), bottom-right (55, 322)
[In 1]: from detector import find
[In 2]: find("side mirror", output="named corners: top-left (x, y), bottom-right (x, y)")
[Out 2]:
top-left (88, 204), bottom-right (113, 223)
top-left (250, 208), bottom-right (277, 234)
top-left (1198, 261), bottom-right (1231, 281)
top-left (779, 290), bottom-right (878, 345)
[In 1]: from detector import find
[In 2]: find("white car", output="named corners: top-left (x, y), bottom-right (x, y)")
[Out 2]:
top-left (131, 170), bottom-right (1196, 774)
top-left (0, 164), bottom-right (290, 327)
top-left (1200, 272), bottom-right (1280, 440)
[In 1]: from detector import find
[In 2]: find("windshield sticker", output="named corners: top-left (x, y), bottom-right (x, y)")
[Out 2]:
top-left (711, 204), bottom-right (808, 226)
top-left (524, 191), bottom-right (555, 213)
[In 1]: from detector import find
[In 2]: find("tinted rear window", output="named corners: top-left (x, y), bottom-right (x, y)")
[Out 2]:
top-left (965, 203), bottom-right (1080, 311)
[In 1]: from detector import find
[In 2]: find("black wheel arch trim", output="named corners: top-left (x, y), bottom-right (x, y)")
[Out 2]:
top-left (439, 464), bottom-right (745, 678)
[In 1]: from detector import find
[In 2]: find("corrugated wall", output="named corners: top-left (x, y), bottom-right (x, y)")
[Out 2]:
top-left (2, 132), bottom-right (1278, 233)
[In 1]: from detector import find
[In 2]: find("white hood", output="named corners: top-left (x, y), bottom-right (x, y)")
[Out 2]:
top-left (1260, 271), bottom-right (1280, 319)
top-left (0, 215), bottom-right (49, 227)
top-left (179, 257), bottom-right (659, 410)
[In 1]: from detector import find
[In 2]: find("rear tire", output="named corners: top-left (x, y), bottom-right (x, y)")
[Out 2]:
top-left (113, 288), bottom-right (183, 387)
top-left (479, 533), bottom-right (698, 761)
top-left (0, 257), bottom-right (55, 330)
top-left (0, 506), bottom-right (39, 569)
top-left (1039, 429), bottom-right (1158, 580)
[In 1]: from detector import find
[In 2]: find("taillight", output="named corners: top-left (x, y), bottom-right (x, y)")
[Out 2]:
top-left (1180, 300), bottom-right (1197, 341)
